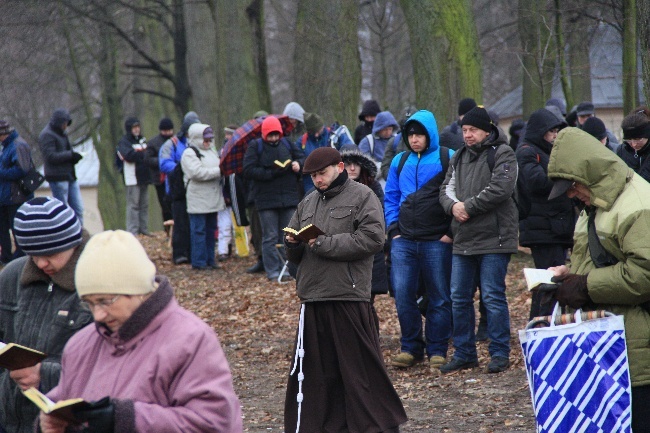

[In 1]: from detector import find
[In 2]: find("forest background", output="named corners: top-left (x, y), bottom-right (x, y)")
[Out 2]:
top-left (0, 0), bottom-right (648, 229)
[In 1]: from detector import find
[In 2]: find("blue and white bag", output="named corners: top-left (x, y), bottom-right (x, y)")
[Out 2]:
top-left (519, 304), bottom-right (632, 432)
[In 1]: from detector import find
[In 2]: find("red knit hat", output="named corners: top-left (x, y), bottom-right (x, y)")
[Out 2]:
top-left (261, 116), bottom-right (283, 140)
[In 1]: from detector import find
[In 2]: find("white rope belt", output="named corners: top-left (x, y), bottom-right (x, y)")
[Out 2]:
top-left (290, 303), bottom-right (306, 433)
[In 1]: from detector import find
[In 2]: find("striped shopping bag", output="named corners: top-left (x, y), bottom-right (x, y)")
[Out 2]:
top-left (519, 306), bottom-right (632, 433)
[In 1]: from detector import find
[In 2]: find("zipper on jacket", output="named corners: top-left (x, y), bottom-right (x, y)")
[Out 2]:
top-left (347, 262), bottom-right (356, 289)
top-left (47, 281), bottom-right (53, 292)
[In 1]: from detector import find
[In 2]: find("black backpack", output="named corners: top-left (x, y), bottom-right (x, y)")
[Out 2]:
top-left (168, 146), bottom-right (202, 201)
top-left (453, 145), bottom-right (531, 220)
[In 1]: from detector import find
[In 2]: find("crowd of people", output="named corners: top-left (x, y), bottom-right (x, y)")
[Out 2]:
top-left (0, 97), bottom-right (650, 431)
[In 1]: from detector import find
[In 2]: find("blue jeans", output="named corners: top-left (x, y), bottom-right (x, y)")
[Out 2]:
top-left (189, 212), bottom-right (217, 268)
top-left (259, 207), bottom-right (295, 278)
top-left (391, 237), bottom-right (452, 358)
top-left (49, 180), bottom-right (84, 226)
top-left (450, 253), bottom-right (511, 361)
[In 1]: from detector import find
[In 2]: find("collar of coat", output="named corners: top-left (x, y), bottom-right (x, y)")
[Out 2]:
top-left (20, 230), bottom-right (90, 292)
top-left (316, 169), bottom-right (349, 198)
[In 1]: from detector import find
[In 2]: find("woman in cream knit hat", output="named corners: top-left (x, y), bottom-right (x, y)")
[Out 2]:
top-left (39, 230), bottom-right (242, 433)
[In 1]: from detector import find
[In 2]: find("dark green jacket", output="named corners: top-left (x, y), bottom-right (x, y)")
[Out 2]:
top-left (548, 127), bottom-right (650, 386)
top-left (0, 233), bottom-right (92, 433)
top-left (439, 127), bottom-right (519, 255)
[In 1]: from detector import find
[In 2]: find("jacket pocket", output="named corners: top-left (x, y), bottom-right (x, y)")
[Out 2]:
top-left (328, 206), bottom-right (355, 233)
top-left (48, 309), bottom-right (93, 355)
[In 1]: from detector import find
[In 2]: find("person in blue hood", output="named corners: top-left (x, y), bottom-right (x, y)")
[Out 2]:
top-left (384, 109), bottom-right (455, 370)
top-left (358, 111), bottom-right (399, 184)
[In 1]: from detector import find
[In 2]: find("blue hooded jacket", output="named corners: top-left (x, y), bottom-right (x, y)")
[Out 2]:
top-left (358, 111), bottom-right (399, 162)
top-left (0, 131), bottom-right (33, 205)
top-left (384, 110), bottom-right (453, 239)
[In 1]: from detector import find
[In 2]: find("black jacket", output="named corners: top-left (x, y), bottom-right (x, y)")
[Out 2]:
top-left (146, 133), bottom-right (170, 186)
top-left (516, 109), bottom-right (575, 247)
top-left (38, 109), bottom-right (77, 182)
top-left (117, 117), bottom-right (151, 186)
top-left (243, 138), bottom-right (305, 211)
top-left (616, 141), bottom-right (650, 183)
top-left (0, 234), bottom-right (92, 433)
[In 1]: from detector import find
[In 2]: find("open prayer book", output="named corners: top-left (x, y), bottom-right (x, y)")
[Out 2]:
top-left (274, 159), bottom-right (292, 168)
top-left (23, 387), bottom-right (89, 423)
top-left (283, 224), bottom-right (325, 243)
top-left (523, 268), bottom-right (556, 291)
top-left (0, 342), bottom-right (46, 371)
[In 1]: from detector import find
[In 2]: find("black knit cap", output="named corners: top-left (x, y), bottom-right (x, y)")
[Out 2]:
top-left (581, 117), bottom-right (607, 140)
top-left (458, 98), bottom-right (477, 116)
top-left (303, 147), bottom-right (342, 174)
top-left (158, 117), bottom-right (174, 131)
top-left (460, 106), bottom-right (494, 132)
top-left (14, 197), bottom-right (82, 256)
top-left (404, 121), bottom-right (427, 136)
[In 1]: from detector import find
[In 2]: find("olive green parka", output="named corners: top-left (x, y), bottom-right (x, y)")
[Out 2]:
top-left (548, 127), bottom-right (650, 386)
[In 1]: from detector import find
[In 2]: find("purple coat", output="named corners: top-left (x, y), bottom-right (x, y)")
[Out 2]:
top-left (47, 278), bottom-right (242, 432)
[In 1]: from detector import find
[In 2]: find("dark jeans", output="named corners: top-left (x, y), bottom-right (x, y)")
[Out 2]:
top-left (259, 207), bottom-right (295, 278)
top-left (172, 199), bottom-right (191, 261)
top-left (529, 245), bottom-right (567, 319)
top-left (154, 183), bottom-right (173, 222)
top-left (248, 205), bottom-right (262, 259)
top-left (450, 253), bottom-right (511, 361)
top-left (189, 212), bottom-right (217, 268)
top-left (391, 237), bottom-right (452, 358)
top-left (0, 204), bottom-right (22, 263)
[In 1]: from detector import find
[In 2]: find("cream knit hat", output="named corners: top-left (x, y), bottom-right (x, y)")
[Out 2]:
top-left (75, 230), bottom-right (157, 297)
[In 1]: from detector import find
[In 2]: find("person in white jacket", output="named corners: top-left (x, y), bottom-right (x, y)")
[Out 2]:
top-left (181, 123), bottom-right (225, 270)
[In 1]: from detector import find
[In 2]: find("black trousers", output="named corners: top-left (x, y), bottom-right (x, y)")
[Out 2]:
top-left (529, 245), bottom-right (568, 319)
top-left (154, 183), bottom-right (173, 222)
top-left (171, 199), bottom-right (191, 261)
top-left (248, 205), bottom-right (262, 259)
top-left (0, 204), bottom-right (21, 263)
top-left (633, 385), bottom-right (650, 432)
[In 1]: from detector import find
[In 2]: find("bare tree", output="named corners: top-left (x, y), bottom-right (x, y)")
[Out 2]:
top-left (640, 0), bottom-right (650, 105)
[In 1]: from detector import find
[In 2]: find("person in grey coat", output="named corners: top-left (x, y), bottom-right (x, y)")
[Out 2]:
top-left (181, 124), bottom-right (225, 271)
top-left (0, 197), bottom-right (92, 433)
top-left (439, 106), bottom-right (518, 375)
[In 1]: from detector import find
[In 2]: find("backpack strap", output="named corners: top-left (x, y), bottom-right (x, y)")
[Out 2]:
top-left (365, 134), bottom-right (375, 154)
top-left (396, 151), bottom-right (410, 178)
top-left (396, 146), bottom-right (450, 179)
top-left (301, 133), bottom-right (308, 149)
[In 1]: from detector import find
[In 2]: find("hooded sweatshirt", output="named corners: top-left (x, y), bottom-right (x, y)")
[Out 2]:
top-left (548, 127), bottom-right (650, 386)
top-left (38, 109), bottom-right (76, 182)
top-left (358, 111), bottom-right (399, 163)
top-left (117, 117), bottom-right (150, 186)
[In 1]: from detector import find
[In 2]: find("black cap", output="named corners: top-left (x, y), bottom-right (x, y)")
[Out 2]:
top-left (576, 102), bottom-right (595, 116)
top-left (302, 147), bottom-right (342, 174)
top-left (159, 117), bottom-right (174, 131)
top-left (458, 98), bottom-right (477, 116)
top-left (460, 106), bottom-right (493, 132)
top-left (582, 117), bottom-right (607, 140)
top-left (548, 179), bottom-right (574, 200)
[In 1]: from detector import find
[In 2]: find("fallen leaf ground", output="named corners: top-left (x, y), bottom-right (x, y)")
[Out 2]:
top-left (141, 233), bottom-right (538, 432)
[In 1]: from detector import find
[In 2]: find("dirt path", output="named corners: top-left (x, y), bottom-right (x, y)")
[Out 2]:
top-left (142, 234), bottom-right (538, 432)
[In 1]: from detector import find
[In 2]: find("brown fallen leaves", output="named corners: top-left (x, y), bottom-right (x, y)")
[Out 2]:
top-left (141, 233), bottom-right (538, 432)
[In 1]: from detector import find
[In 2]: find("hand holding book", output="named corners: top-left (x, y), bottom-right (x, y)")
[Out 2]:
top-left (0, 341), bottom-right (46, 371)
top-left (283, 224), bottom-right (325, 243)
top-left (274, 159), bottom-right (292, 168)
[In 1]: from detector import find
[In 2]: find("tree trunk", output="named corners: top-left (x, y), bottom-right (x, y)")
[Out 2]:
top-left (294, 0), bottom-right (361, 126)
top-left (554, 0), bottom-right (573, 111)
top-left (640, 0), bottom-right (650, 106)
top-left (622, 0), bottom-right (638, 113)
top-left (518, 0), bottom-right (556, 119)
top-left (400, 0), bottom-right (481, 126)
top-left (97, 25), bottom-right (126, 230)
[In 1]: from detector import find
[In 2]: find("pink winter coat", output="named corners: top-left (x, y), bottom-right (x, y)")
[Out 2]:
top-left (47, 277), bottom-right (243, 432)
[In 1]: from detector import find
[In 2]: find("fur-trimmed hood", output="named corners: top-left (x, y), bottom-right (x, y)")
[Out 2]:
top-left (341, 149), bottom-right (377, 179)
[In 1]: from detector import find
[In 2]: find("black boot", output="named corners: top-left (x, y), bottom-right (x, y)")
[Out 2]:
top-left (246, 258), bottom-right (265, 274)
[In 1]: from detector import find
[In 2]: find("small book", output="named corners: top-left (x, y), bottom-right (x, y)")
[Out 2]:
top-left (23, 387), bottom-right (89, 423)
top-left (0, 342), bottom-right (46, 371)
top-left (283, 224), bottom-right (325, 242)
top-left (274, 159), bottom-right (292, 168)
top-left (523, 268), bottom-right (556, 291)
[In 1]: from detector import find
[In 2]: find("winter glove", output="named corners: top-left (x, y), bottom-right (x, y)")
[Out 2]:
top-left (552, 273), bottom-right (590, 309)
top-left (72, 152), bottom-right (83, 164)
top-left (73, 397), bottom-right (115, 433)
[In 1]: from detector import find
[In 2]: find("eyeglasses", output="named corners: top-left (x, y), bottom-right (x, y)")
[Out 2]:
top-left (80, 295), bottom-right (122, 311)
top-left (627, 138), bottom-right (647, 144)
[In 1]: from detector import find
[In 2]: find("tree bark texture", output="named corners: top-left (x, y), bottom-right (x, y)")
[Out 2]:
top-left (400, 0), bottom-right (482, 127)
top-left (640, 0), bottom-right (650, 106)
top-left (294, 0), bottom-right (362, 127)
top-left (622, 0), bottom-right (638, 113)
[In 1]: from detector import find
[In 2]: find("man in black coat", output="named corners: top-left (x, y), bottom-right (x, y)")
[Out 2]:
top-left (38, 108), bottom-right (84, 225)
top-left (516, 108), bottom-right (575, 319)
top-left (146, 118), bottom-right (175, 231)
